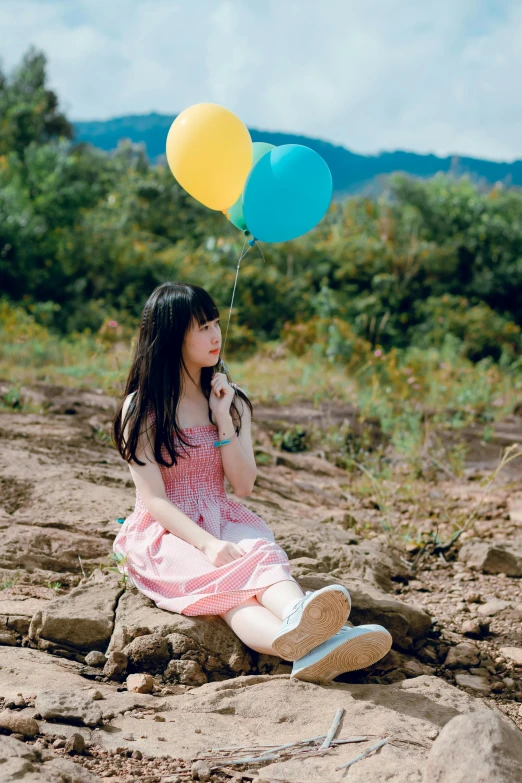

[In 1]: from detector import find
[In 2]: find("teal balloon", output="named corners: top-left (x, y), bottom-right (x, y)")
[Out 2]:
top-left (243, 144), bottom-right (332, 243)
top-left (228, 142), bottom-right (275, 231)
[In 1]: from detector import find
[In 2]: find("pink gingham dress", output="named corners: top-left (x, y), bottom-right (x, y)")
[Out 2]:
top-left (113, 419), bottom-right (296, 616)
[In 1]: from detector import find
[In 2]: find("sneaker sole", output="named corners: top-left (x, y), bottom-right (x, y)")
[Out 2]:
top-left (290, 630), bottom-right (392, 683)
top-left (272, 589), bottom-right (351, 661)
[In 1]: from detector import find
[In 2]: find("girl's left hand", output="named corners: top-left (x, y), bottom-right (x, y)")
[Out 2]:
top-left (209, 373), bottom-right (236, 419)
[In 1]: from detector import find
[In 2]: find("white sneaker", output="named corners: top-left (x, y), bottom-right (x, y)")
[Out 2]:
top-left (291, 624), bottom-right (393, 683)
top-left (271, 585), bottom-right (352, 661)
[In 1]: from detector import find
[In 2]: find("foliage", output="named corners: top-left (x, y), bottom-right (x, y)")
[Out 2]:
top-left (1, 46), bottom-right (522, 389)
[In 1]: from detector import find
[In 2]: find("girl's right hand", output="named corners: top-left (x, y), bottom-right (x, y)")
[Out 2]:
top-left (200, 538), bottom-right (245, 567)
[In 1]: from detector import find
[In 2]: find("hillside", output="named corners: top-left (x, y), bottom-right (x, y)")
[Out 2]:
top-left (74, 112), bottom-right (522, 194)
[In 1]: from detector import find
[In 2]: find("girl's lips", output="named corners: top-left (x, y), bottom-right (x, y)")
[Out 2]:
top-left (210, 349), bottom-right (220, 354)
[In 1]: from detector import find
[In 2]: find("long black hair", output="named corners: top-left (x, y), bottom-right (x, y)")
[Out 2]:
top-left (112, 282), bottom-right (253, 467)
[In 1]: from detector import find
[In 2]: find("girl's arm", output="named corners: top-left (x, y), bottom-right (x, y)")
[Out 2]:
top-left (122, 394), bottom-right (216, 551)
top-left (215, 392), bottom-right (257, 498)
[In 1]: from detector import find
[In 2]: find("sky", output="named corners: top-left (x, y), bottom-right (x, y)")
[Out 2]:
top-left (1, 0), bottom-right (520, 161)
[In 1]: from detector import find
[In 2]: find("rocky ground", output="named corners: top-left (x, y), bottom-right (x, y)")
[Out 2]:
top-left (0, 382), bottom-right (522, 782)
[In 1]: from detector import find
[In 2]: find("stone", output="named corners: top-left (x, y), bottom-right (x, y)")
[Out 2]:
top-left (191, 760), bottom-right (212, 781)
top-left (126, 673), bottom-right (154, 694)
top-left (123, 632), bottom-right (170, 673)
top-left (0, 629), bottom-right (17, 646)
top-left (35, 691), bottom-right (103, 727)
top-left (459, 539), bottom-right (522, 577)
top-left (424, 711), bottom-right (522, 782)
top-left (0, 524), bottom-right (110, 575)
top-left (477, 599), bottom-right (510, 617)
top-left (108, 588), bottom-right (253, 673)
top-left (499, 647), bottom-right (522, 666)
top-left (0, 733), bottom-right (98, 782)
top-left (164, 659), bottom-right (208, 686)
top-left (64, 732), bottom-right (85, 754)
top-left (84, 650), bottom-right (106, 667)
top-left (103, 650), bottom-right (128, 680)
top-left (0, 708), bottom-right (39, 737)
top-left (168, 632), bottom-right (196, 657)
top-left (444, 643), bottom-right (480, 669)
top-left (454, 674), bottom-right (491, 694)
top-left (403, 660), bottom-right (436, 677)
top-left (29, 571), bottom-right (124, 653)
top-left (87, 689), bottom-right (104, 701)
top-left (461, 619), bottom-right (490, 638)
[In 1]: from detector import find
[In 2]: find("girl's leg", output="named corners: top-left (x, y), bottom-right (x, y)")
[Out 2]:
top-left (218, 597), bottom-right (283, 656)
top-left (255, 580), bottom-right (306, 620)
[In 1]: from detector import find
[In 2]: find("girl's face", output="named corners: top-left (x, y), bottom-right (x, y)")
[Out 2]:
top-left (183, 316), bottom-right (222, 368)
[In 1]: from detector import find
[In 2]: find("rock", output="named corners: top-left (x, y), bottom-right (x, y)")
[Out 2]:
top-left (123, 633), bottom-right (170, 673)
top-left (13, 696), bottom-right (26, 708)
top-left (0, 629), bottom-right (17, 646)
top-left (444, 643), bottom-right (480, 669)
top-left (168, 633), bottom-right (196, 657)
top-left (403, 660), bottom-right (436, 676)
top-left (461, 619), bottom-right (490, 638)
top-left (459, 540), bottom-right (522, 577)
top-left (64, 732), bottom-right (85, 754)
top-left (108, 588), bottom-right (253, 673)
top-left (0, 733), bottom-right (98, 782)
top-left (499, 647), bottom-right (522, 666)
top-left (424, 711), bottom-right (522, 782)
top-left (84, 650), bottom-right (106, 667)
top-left (29, 571), bottom-right (124, 653)
top-left (126, 673), bottom-right (154, 694)
top-left (454, 674), bottom-right (491, 694)
top-left (43, 756), bottom-right (100, 781)
top-left (103, 650), bottom-right (128, 680)
top-left (0, 524), bottom-right (110, 575)
top-left (477, 599), bottom-right (510, 617)
top-left (0, 708), bottom-right (39, 737)
top-left (35, 691), bottom-right (103, 727)
top-left (87, 689), bottom-right (104, 701)
top-left (164, 660), bottom-right (208, 686)
top-left (191, 760), bottom-right (212, 781)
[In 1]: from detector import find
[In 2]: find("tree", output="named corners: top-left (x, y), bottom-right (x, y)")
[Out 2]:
top-left (0, 47), bottom-right (72, 158)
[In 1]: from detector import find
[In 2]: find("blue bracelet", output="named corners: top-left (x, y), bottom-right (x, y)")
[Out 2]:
top-left (213, 432), bottom-right (237, 448)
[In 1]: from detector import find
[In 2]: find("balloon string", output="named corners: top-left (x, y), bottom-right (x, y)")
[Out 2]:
top-left (220, 236), bottom-right (251, 369)
top-left (255, 240), bottom-right (266, 265)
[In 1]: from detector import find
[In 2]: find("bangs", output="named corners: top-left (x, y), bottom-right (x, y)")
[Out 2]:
top-left (191, 288), bottom-right (220, 326)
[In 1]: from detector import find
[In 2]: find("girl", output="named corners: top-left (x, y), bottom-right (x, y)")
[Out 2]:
top-left (112, 282), bottom-right (392, 683)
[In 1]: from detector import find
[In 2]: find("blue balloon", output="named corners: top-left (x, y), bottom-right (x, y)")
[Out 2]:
top-left (242, 144), bottom-right (332, 243)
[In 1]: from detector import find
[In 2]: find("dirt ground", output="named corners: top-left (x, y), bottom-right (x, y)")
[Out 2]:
top-left (1, 382), bottom-right (522, 781)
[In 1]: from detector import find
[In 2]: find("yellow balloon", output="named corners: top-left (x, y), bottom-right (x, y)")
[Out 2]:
top-left (166, 103), bottom-right (252, 211)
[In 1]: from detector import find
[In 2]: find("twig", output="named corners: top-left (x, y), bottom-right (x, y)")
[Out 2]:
top-left (209, 752), bottom-right (280, 767)
top-left (78, 555), bottom-right (86, 578)
top-left (335, 736), bottom-right (392, 771)
top-left (321, 707), bottom-right (345, 749)
top-left (204, 735), bottom-right (326, 753)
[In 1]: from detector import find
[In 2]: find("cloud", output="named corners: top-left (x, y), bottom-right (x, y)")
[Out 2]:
top-left (1, 0), bottom-right (521, 160)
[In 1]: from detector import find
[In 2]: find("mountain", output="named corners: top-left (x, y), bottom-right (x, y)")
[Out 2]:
top-left (73, 113), bottom-right (522, 195)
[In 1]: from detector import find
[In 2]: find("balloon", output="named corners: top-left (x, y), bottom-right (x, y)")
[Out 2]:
top-left (243, 144), bottom-right (332, 243)
top-left (228, 142), bottom-right (275, 231)
top-left (166, 103), bottom-right (252, 211)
